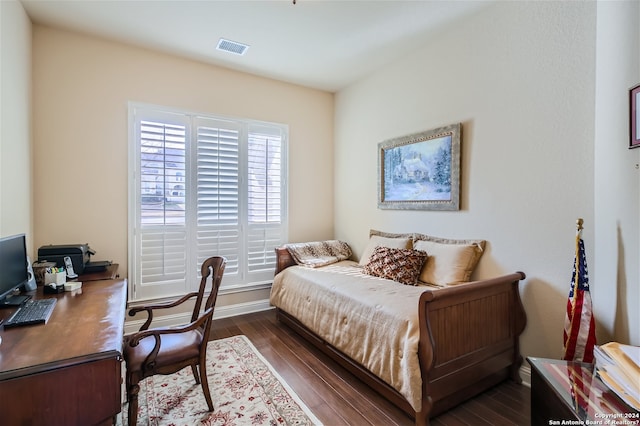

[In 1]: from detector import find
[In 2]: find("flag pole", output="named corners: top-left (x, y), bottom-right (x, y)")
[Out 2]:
top-left (571, 217), bottom-right (584, 412)
top-left (564, 218), bottom-right (583, 358)
top-left (563, 217), bottom-right (596, 363)
top-left (570, 218), bottom-right (583, 328)
top-left (570, 218), bottom-right (583, 412)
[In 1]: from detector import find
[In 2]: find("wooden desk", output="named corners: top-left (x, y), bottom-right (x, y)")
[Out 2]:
top-left (0, 279), bottom-right (127, 425)
top-left (527, 357), bottom-right (639, 426)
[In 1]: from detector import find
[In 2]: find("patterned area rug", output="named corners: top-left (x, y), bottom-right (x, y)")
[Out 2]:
top-left (117, 335), bottom-right (322, 425)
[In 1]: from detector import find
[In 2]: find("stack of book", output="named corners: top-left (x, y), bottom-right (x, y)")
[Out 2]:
top-left (594, 342), bottom-right (640, 411)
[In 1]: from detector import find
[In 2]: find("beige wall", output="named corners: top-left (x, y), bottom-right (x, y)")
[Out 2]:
top-left (593, 0), bottom-right (640, 345)
top-left (334, 0), bottom-right (639, 360)
top-left (0, 0), bottom-right (33, 250)
top-left (31, 25), bottom-right (334, 307)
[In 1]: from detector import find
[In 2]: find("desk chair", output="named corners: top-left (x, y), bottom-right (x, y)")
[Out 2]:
top-left (123, 256), bottom-right (226, 426)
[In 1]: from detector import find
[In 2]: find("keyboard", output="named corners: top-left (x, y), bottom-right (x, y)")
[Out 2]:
top-left (3, 298), bottom-right (57, 328)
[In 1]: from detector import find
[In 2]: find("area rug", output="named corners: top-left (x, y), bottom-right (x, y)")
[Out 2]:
top-left (117, 335), bottom-right (322, 425)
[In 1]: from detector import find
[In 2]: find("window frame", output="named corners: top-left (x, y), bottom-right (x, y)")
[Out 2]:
top-left (127, 102), bottom-right (288, 302)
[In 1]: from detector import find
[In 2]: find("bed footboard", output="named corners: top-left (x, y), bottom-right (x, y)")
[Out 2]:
top-left (416, 271), bottom-right (527, 424)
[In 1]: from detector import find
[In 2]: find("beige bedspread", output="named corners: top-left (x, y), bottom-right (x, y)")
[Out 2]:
top-left (270, 260), bottom-right (425, 412)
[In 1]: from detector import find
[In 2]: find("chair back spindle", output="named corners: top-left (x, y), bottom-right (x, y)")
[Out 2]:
top-left (191, 256), bottom-right (226, 324)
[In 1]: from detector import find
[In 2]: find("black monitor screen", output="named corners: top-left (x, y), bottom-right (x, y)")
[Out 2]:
top-left (0, 233), bottom-right (28, 303)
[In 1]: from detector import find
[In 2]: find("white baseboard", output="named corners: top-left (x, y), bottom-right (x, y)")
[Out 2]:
top-left (520, 364), bottom-right (531, 387)
top-left (124, 298), bottom-right (273, 335)
top-left (214, 298), bottom-right (274, 319)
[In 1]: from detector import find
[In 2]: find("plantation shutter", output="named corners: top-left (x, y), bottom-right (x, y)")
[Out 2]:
top-left (247, 125), bottom-right (284, 281)
top-left (129, 103), bottom-right (287, 301)
top-left (195, 118), bottom-right (241, 280)
top-left (134, 111), bottom-right (191, 300)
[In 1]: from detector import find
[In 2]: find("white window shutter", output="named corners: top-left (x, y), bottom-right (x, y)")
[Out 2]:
top-left (129, 104), bottom-right (288, 301)
top-left (133, 111), bottom-right (190, 300)
top-left (139, 229), bottom-right (187, 285)
top-left (247, 126), bottom-right (285, 280)
top-left (195, 118), bottom-right (241, 279)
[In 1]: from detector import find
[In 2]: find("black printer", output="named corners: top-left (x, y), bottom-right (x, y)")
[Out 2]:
top-left (37, 243), bottom-right (93, 274)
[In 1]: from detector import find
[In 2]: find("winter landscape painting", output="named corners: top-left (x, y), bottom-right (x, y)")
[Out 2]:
top-left (378, 123), bottom-right (461, 210)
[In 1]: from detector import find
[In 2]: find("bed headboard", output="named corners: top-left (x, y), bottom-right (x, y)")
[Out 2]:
top-left (274, 247), bottom-right (296, 275)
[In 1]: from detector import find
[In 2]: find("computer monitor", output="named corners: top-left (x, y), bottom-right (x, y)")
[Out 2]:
top-left (0, 233), bottom-right (31, 306)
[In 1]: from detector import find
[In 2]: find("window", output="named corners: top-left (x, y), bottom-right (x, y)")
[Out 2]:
top-left (128, 103), bottom-right (287, 301)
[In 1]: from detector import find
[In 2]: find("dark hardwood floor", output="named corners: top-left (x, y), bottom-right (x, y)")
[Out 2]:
top-left (209, 309), bottom-right (531, 426)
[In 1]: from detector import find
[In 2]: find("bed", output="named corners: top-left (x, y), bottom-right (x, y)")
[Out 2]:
top-left (269, 235), bottom-right (527, 426)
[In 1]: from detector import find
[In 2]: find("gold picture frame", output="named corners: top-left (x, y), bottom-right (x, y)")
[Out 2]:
top-left (378, 123), bottom-right (461, 210)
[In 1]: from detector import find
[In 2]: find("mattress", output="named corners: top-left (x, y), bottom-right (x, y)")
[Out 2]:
top-left (270, 260), bottom-right (425, 411)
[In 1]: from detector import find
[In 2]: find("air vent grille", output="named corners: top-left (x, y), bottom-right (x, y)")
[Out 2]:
top-left (217, 38), bottom-right (249, 56)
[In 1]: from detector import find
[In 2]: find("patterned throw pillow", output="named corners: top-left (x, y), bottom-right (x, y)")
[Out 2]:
top-left (363, 246), bottom-right (428, 286)
top-left (285, 240), bottom-right (352, 268)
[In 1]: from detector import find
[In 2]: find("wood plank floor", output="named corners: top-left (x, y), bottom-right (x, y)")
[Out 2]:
top-left (209, 309), bottom-right (531, 426)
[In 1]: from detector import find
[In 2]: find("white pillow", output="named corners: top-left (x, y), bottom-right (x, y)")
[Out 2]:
top-left (413, 237), bottom-right (485, 285)
top-left (358, 235), bottom-right (412, 266)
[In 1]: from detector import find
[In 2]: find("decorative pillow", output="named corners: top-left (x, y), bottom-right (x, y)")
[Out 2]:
top-left (363, 246), bottom-right (427, 286)
top-left (285, 240), bottom-right (352, 268)
top-left (413, 234), bottom-right (486, 285)
top-left (358, 234), bottom-right (412, 266)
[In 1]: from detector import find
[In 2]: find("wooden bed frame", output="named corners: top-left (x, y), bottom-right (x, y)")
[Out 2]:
top-left (273, 247), bottom-right (527, 426)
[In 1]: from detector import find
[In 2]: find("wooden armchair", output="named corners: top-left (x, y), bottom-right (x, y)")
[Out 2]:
top-left (123, 256), bottom-right (226, 426)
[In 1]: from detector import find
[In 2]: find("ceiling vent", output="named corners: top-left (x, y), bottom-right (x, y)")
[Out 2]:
top-left (216, 38), bottom-right (249, 56)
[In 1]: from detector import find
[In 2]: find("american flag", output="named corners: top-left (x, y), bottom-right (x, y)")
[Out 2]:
top-left (563, 226), bottom-right (596, 363)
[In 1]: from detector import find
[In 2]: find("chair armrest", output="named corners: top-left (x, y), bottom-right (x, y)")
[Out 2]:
top-left (126, 306), bottom-right (215, 374)
top-left (128, 291), bottom-right (200, 331)
top-left (127, 306), bottom-right (214, 347)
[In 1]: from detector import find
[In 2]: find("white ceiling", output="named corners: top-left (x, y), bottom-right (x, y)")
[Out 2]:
top-left (21, 0), bottom-right (494, 92)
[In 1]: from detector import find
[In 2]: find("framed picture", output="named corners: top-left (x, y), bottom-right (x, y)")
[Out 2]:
top-left (378, 123), bottom-right (461, 210)
top-left (631, 84), bottom-right (640, 149)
